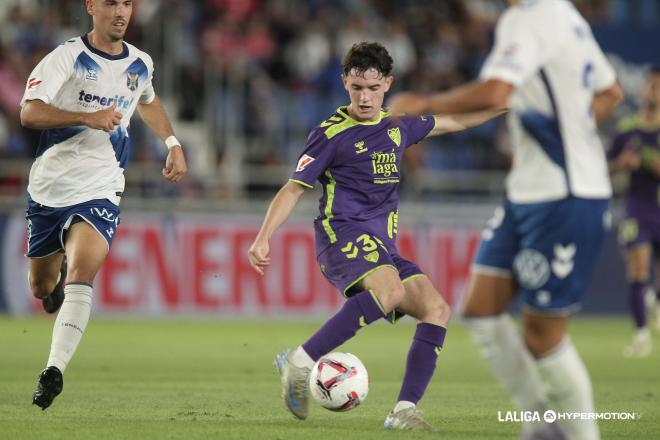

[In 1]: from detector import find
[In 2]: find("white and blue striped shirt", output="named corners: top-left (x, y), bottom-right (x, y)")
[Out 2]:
top-left (480, 0), bottom-right (617, 203)
top-left (21, 35), bottom-right (155, 207)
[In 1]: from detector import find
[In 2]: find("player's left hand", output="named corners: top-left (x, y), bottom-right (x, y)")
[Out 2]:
top-left (248, 238), bottom-right (271, 276)
top-left (163, 145), bottom-right (187, 183)
top-left (387, 92), bottom-right (429, 117)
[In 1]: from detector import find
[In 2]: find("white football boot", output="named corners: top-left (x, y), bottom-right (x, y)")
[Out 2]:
top-left (274, 349), bottom-right (311, 419)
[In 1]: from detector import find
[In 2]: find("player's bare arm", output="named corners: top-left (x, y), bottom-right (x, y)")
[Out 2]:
top-left (427, 108), bottom-right (507, 137)
top-left (137, 96), bottom-right (187, 183)
top-left (21, 99), bottom-right (122, 132)
top-left (248, 181), bottom-right (306, 275)
top-left (388, 79), bottom-right (513, 116)
top-left (593, 81), bottom-right (624, 124)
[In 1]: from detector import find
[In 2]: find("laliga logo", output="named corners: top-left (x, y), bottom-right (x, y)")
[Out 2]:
top-left (499, 409), bottom-right (640, 423)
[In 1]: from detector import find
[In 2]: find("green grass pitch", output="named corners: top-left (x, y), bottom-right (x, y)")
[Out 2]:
top-left (0, 316), bottom-right (657, 439)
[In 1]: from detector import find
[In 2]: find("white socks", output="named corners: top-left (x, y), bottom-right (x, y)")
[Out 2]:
top-left (634, 326), bottom-right (651, 341)
top-left (466, 315), bottom-right (599, 439)
top-left (537, 338), bottom-right (599, 440)
top-left (393, 400), bottom-right (415, 413)
top-left (291, 345), bottom-right (315, 369)
top-left (465, 314), bottom-right (552, 436)
top-left (46, 283), bottom-right (93, 373)
top-left (465, 314), bottom-right (548, 411)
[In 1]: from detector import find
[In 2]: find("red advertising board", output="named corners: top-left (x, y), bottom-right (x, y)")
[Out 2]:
top-left (1, 214), bottom-right (480, 316)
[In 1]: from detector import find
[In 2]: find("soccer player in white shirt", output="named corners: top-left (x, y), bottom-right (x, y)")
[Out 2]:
top-left (389, 0), bottom-right (622, 438)
top-left (21, 0), bottom-right (187, 410)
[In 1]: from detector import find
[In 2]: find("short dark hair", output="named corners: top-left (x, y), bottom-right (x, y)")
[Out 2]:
top-left (342, 42), bottom-right (393, 77)
top-left (650, 65), bottom-right (660, 75)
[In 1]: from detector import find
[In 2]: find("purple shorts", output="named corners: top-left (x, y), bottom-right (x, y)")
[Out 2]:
top-left (315, 221), bottom-right (424, 297)
top-left (618, 215), bottom-right (660, 250)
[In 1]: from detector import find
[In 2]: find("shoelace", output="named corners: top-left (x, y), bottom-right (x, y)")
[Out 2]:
top-left (393, 408), bottom-right (431, 430)
top-left (291, 366), bottom-right (310, 395)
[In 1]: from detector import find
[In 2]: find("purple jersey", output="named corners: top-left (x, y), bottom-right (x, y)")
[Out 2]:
top-left (607, 116), bottom-right (660, 219)
top-left (290, 106), bottom-right (434, 253)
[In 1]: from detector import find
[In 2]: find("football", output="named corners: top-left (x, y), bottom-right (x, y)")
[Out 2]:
top-left (308, 352), bottom-right (369, 411)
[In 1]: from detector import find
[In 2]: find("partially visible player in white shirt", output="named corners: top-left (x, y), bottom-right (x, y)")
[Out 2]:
top-left (21, 0), bottom-right (187, 410)
top-left (390, 0), bottom-right (622, 439)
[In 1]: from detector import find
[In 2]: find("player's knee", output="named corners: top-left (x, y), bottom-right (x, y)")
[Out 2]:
top-left (439, 298), bottom-right (452, 323)
top-left (523, 327), bottom-right (563, 358)
top-left (460, 298), bottom-right (489, 318)
top-left (628, 276), bottom-right (650, 285)
top-left (460, 301), bottom-right (475, 318)
top-left (425, 295), bottom-right (451, 325)
top-left (29, 275), bottom-right (56, 299)
top-left (377, 283), bottom-right (406, 313)
top-left (65, 267), bottom-right (96, 285)
top-left (627, 268), bottom-right (649, 283)
top-left (627, 257), bottom-right (650, 281)
top-left (523, 332), bottom-right (541, 357)
top-left (460, 283), bottom-right (492, 318)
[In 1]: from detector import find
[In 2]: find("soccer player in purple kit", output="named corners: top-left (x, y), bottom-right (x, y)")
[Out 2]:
top-left (248, 42), bottom-right (504, 431)
top-left (608, 67), bottom-right (660, 358)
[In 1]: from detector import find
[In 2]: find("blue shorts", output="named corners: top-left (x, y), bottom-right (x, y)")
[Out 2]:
top-left (474, 197), bottom-right (609, 315)
top-left (26, 196), bottom-right (120, 258)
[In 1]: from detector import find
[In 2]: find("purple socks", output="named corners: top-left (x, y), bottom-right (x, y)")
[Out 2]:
top-left (630, 281), bottom-right (647, 328)
top-left (301, 291), bottom-right (447, 405)
top-left (302, 290), bottom-right (386, 361)
top-left (397, 323), bottom-right (447, 404)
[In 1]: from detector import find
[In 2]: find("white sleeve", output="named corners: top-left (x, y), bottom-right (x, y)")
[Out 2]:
top-left (139, 57), bottom-right (156, 104)
top-left (479, 11), bottom-right (546, 87)
top-left (21, 44), bottom-right (73, 107)
top-left (588, 37), bottom-right (616, 92)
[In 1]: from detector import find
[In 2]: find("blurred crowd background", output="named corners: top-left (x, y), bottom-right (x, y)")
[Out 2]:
top-left (0, 0), bottom-right (658, 207)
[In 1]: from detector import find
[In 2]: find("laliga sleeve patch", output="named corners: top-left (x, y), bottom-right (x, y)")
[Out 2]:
top-left (296, 154), bottom-right (315, 172)
top-left (28, 78), bottom-right (42, 89)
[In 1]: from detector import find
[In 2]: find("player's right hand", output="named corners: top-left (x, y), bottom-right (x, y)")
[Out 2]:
top-left (248, 238), bottom-right (271, 276)
top-left (84, 104), bottom-right (123, 132)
